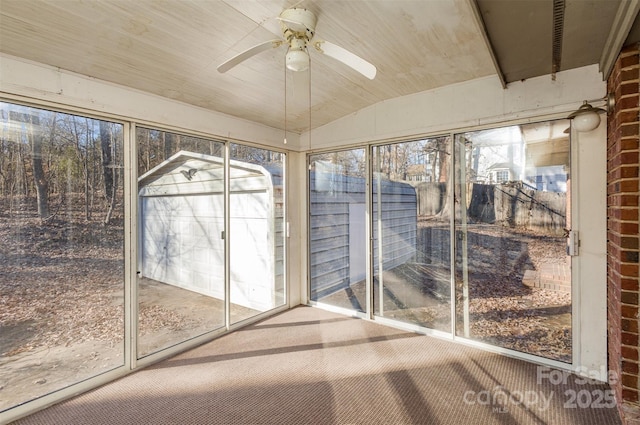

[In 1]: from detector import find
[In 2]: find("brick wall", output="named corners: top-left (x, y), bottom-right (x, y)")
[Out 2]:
top-left (608, 42), bottom-right (640, 425)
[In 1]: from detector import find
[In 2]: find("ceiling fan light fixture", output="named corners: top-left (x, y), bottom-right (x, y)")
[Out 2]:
top-left (286, 48), bottom-right (309, 72)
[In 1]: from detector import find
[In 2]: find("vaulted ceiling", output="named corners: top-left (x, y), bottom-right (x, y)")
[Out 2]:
top-left (0, 0), bottom-right (638, 134)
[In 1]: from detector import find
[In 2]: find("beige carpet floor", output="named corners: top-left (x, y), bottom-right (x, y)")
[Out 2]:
top-left (13, 306), bottom-right (621, 425)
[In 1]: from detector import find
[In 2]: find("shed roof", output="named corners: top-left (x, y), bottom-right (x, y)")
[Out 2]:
top-left (139, 150), bottom-right (281, 197)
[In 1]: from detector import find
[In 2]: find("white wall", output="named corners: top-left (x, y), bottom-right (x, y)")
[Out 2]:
top-left (0, 53), bottom-right (298, 148)
top-left (304, 65), bottom-right (605, 149)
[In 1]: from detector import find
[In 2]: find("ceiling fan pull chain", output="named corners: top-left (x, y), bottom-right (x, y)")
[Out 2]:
top-left (284, 53), bottom-right (288, 145)
top-left (309, 56), bottom-right (312, 151)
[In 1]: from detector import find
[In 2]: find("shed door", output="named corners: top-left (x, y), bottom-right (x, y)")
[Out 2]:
top-left (140, 194), bottom-right (225, 299)
top-left (140, 192), bottom-right (274, 310)
top-left (229, 191), bottom-right (273, 310)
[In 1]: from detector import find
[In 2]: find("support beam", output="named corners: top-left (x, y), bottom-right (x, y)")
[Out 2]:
top-left (467, 0), bottom-right (507, 89)
top-left (600, 0), bottom-right (640, 80)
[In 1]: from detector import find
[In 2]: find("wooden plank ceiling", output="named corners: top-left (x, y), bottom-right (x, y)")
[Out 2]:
top-left (0, 0), bottom-right (638, 134)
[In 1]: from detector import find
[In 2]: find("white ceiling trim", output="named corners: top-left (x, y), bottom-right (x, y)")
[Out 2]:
top-left (0, 53), bottom-right (294, 147)
top-left (600, 0), bottom-right (640, 80)
top-left (308, 65), bottom-right (605, 151)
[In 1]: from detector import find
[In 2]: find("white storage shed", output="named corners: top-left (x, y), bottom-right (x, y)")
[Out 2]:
top-left (138, 151), bottom-right (284, 311)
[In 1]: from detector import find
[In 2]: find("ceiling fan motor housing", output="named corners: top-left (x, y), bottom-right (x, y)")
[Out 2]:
top-left (280, 8), bottom-right (317, 40)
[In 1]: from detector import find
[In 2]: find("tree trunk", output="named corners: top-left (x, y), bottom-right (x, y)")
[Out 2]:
top-left (163, 132), bottom-right (174, 160)
top-left (100, 121), bottom-right (114, 204)
top-left (31, 113), bottom-right (50, 220)
top-left (100, 121), bottom-right (117, 225)
top-left (83, 162), bottom-right (89, 220)
top-left (438, 137), bottom-right (454, 219)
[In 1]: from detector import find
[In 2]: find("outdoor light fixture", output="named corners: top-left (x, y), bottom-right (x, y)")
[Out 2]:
top-left (567, 94), bottom-right (614, 132)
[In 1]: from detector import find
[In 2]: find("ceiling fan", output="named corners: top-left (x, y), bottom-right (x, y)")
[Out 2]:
top-left (217, 7), bottom-right (377, 80)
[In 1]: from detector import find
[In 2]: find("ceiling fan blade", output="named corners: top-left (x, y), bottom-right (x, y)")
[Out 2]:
top-left (312, 40), bottom-right (376, 80)
top-left (217, 39), bottom-right (283, 73)
top-left (292, 69), bottom-right (310, 108)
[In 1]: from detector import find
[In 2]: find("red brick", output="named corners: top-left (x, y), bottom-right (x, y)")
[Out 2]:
top-left (622, 332), bottom-right (639, 346)
top-left (619, 110), bottom-right (640, 123)
top-left (610, 194), bottom-right (624, 207)
top-left (621, 264), bottom-right (640, 277)
top-left (623, 388), bottom-right (640, 402)
top-left (608, 48), bottom-right (639, 422)
top-left (622, 291), bottom-right (640, 305)
top-left (621, 82), bottom-right (638, 97)
top-left (621, 209), bottom-right (639, 221)
top-left (622, 195), bottom-right (640, 207)
top-left (621, 151), bottom-right (640, 165)
top-left (621, 222), bottom-right (640, 234)
top-left (620, 96), bottom-right (640, 109)
top-left (623, 360), bottom-right (640, 374)
top-left (621, 166), bottom-right (639, 179)
top-left (622, 278), bottom-right (640, 292)
top-left (623, 373), bottom-right (639, 388)
top-left (623, 319), bottom-right (639, 333)
top-left (624, 251), bottom-right (640, 263)
top-left (622, 68), bottom-right (640, 81)
top-left (620, 180), bottom-right (639, 192)
top-left (622, 304), bottom-right (639, 319)
top-left (621, 138), bottom-right (640, 151)
top-left (608, 167), bottom-right (620, 180)
top-left (621, 124), bottom-right (640, 137)
top-left (622, 54), bottom-right (640, 68)
top-left (621, 237), bottom-right (639, 250)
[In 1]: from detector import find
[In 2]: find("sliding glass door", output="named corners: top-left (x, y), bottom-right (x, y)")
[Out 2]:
top-left (136, 131), bottom-right (287, 358)
top-left (136, 129), bottom-right (226, 357)
top-left (372, 138), bottom-right (452, 332)
top-left (309, 149), bottom-right (367, 313)
top-left (454, 121), bottom-right (572, 362)
top-left (1, 102), bottom-right (287, 416)
top-left (309, 119), bottom-right (572, 363)
top-left (0, 102), bottom-right (125, 411)
top-left (229, 144), bottom-right (286, 324)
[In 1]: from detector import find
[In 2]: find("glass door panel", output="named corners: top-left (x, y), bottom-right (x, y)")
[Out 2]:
top-left (229, 144), bottom-right (285, 324)
top-left (136, 128), bottom-right (225, 357)
top-left (309, 149), bottom-right (366, 313)
top-left (372, 138), bottom-right (452, 332)
top-left (0, 102), bottom-right (125, 411)
top-left (454, 121), bottom-right (572, 362)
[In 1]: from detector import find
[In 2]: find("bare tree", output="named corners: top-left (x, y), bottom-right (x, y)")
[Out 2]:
top-left (99, 121), bottom-right (113, 198)
top-left (100, 121), bottom-right (117, 224)
top-left (31, 112), bottom-right (51, 220)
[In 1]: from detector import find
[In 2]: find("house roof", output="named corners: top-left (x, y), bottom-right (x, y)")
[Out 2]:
top-left (138, 150), bottom-right (281, 196)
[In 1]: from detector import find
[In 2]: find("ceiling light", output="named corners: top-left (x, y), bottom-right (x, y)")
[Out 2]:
top-left (286, 48), bottom-right (309, 72)
top-left (567, 100), bottom-right (607, 132)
